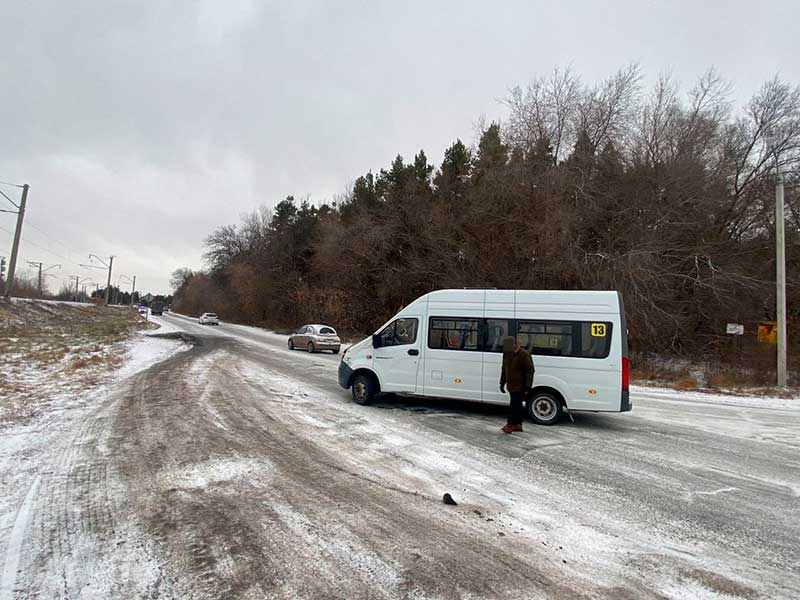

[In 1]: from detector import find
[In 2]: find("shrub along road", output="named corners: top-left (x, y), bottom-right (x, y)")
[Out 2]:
top-left (1, 312), bottom-right (798, 599)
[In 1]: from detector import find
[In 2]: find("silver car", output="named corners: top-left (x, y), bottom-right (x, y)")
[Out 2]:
top-left (289, 324), bottom-right (341, 354)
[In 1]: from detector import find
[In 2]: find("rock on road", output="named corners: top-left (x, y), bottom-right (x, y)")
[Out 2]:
top-left (1, 313), bottom-right (798, 599)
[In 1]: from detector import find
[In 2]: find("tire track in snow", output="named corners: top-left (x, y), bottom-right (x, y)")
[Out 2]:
top-left (0, 477), bottom-right (40, 600)
top-left (0, 333), bottom-right (189, 599)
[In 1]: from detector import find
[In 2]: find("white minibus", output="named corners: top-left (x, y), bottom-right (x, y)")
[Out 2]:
top-left (338, 289), bottom-right (630, 425)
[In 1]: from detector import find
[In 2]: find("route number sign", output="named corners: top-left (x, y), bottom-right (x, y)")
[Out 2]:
top-left (590, 323), bottom-right (607, 337)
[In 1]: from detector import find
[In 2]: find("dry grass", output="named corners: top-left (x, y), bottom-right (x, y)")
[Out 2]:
top-left (68, 353), bottom-right (108, 371)
top-left (631, 364), bottom-right (685, 383)
top-left (0, 299), bottom-right (154, 425)
top-left (631, 354), bottom-right (699, 388)
top-left (632, 351), bottom-right (798, 396)
top-left (674, 376), bottom-right (700, 390)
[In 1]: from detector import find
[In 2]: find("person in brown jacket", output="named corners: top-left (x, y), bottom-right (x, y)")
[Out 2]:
top-left (500, 336), bottom-right (534, 433)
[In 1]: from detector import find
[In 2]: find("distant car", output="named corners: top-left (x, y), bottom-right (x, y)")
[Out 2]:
top-left (137, 305), bottom-right (147, 315)
top-left (199, 312), bottom-right (219, 325)
top-left (289, 324), bottom-right (341, 354)
top-left (151, 300), bottom-right (165, 316)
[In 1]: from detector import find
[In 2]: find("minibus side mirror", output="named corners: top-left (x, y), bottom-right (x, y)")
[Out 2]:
top-left (372, 334), bottom-right (382, 348)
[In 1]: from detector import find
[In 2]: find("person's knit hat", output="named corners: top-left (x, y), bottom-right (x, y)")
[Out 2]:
top-left (502, 336), bottom-right (516, 352)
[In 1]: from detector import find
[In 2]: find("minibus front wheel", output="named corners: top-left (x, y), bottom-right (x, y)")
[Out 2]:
top-left (526, 391), bottom-right (563, 425)
top-left (352, 373), bottom-right (378, 406)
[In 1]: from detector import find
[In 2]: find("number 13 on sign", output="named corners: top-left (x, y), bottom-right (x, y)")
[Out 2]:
top-left (591, 323), bottom-right (607, 337)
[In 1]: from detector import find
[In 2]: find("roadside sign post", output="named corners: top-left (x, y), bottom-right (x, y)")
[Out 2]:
top-left (726, 323), bottom-right (744, 336)
top-left (758, 322), bottom-right (778, 345)
top-left (726, 323), bottom-right (744, 364)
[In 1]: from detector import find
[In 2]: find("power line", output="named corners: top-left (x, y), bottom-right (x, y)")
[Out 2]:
top-left (1, 215), bottom-right (87, 269)
top-left (0, 218), bottom-right (94, 273)
top-left (0, 180), bottom-right (25, 188)
top-left (0, 227), bottom-right (83, 269)
top-left (23, 219), bottom-right (84, 259)
top-left (0, 188), bottom-right (19, 209)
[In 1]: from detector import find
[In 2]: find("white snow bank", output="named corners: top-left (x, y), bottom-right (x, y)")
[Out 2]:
top-left (145, 314), bottom-right (182, 335)
top-left (632, 385), bottom-right (798, 410)
top-left (116, 332), bottom-right (190, 379)
top-left (8, 297), bottom-right (95, 308)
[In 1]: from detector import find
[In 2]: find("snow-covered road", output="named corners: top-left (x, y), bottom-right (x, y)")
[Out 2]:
top-left (2, 312), bottom-right (798, 599)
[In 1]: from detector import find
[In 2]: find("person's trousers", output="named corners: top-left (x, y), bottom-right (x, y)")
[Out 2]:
top-left (508, 390), bottom-right (526, 425)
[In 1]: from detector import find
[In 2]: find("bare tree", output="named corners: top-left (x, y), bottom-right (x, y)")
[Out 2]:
top-left (505, 66), bottom-right (582, 161)
top-left (576, 64), bottom-right (642, 152)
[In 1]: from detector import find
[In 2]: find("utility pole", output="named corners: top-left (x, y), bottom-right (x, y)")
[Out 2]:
top-left (1, 183), bottom-right (28, 298)
top-left (85, 254), bottom-right (115, 305)
top-left (775, 165), bottom-right (787, 388)
top-left (120, 274), bottom-right (137, 306)
top-left (104, 256), bottom-right (114, 304)
top-left (67, 276), bottom-right (90, 302)
top-left (28, 261), bottom-right (43, 296)
top-left (27, 261), bottom-right (60, 297)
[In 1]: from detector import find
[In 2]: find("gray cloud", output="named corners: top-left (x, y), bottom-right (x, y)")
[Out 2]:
top-left (1, 0), bottom-right (797, 293)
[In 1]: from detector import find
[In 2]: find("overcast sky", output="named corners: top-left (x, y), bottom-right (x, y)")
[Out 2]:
top-left (0, 0), bottom-right (797, 295)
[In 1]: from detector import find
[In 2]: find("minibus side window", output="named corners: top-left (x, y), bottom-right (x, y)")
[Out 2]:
top-left (484, 319), bottom-right (511, 352)
top-left (516, 320), bottom-right (613, 358)
top-left (579, 322), bottom-right (612, 358)
top-left (378, 318), bottom-right (419, 347)
top-left (517, 321), bottom-right (575, 356)
top-left (428, 318), bottom-right (480, 351)
top-left (393, 318), bottom-right (418, 345)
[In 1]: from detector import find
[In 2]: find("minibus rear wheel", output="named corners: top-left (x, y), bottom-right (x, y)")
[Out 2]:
top-left (526, 391), bottom-right (562, 425)
top-left (351, 373), bottom-right (377, 406)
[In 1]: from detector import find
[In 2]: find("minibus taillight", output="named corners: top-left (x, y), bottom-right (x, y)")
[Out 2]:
top-left (622, 357), bottom-right (630, 392)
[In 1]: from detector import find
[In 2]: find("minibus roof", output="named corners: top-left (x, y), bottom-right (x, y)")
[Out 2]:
top-left (399, 289), bottom-right (621, 316)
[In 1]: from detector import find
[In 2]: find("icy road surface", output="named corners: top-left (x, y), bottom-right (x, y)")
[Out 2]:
top-left (1, 313), bottom-right (798, 599)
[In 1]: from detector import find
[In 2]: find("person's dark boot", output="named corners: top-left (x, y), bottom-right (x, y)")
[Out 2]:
top-left (501, 423), bottom-right (514, 434)
top-left (509, 423), bottom-right (523, 433)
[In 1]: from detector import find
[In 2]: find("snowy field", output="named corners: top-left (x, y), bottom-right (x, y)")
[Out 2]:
top-left (0, 306), bottom-right (797, 598)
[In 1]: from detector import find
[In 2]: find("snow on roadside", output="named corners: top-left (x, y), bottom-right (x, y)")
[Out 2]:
top-left (632, 384), bottom-right (798, 409)
top-left (144, 313), bottom-right (182, 335)
top-left (0, 327), bottom-right (190, 428)
top-left (0, 326), bottom-right (191, 600)
top-left (117, 330), bottom-right (190, 378)
top-left (9, 297), bottom-right (95, 309)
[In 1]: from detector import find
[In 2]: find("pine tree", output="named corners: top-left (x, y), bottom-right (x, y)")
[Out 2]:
top-left (527, 136), bottom-right (555, 177)
top-left (413, 150), bottom-right (434, 184)
top-left (474, 123), bottom-right (508, 178)
top-left (567, 130), bottom-right (595, 176)
top-left (434, 139), bottom-right (471, 202)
